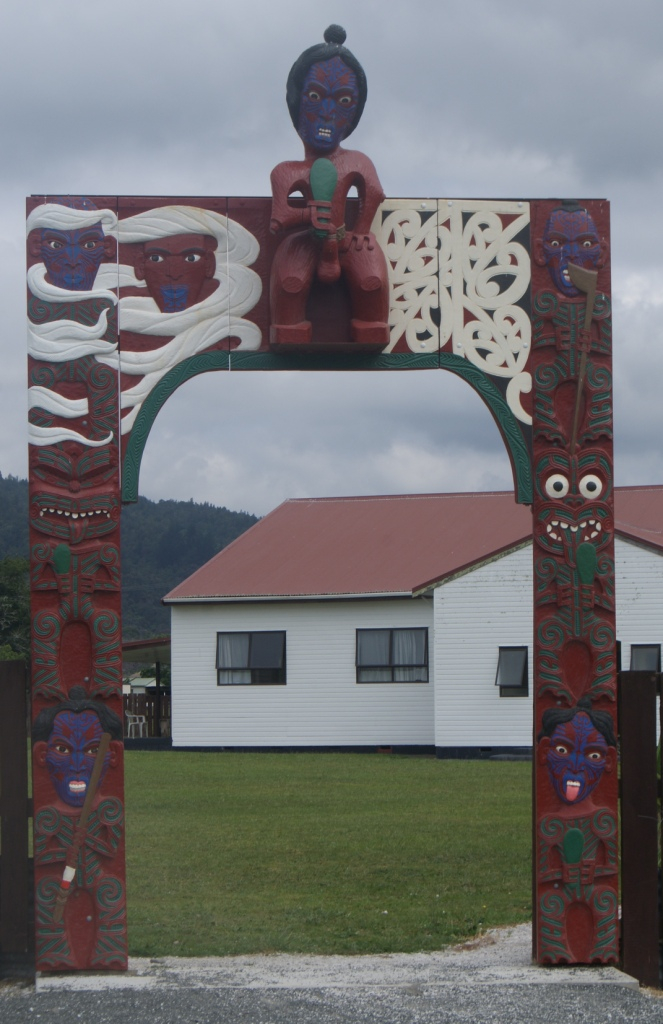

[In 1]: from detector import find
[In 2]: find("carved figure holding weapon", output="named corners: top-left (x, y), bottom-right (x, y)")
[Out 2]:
top-left (32, 688), bottom-right (126, 969)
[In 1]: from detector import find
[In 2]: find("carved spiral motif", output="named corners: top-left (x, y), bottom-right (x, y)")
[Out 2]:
top-left (33, 612), bottom-right (61, 641)
top-left (96, 876), bottom-right (124, 911)
top-left (98, 797), bottom-right (124, 827)
top-left (36, 807), bottom-right (61, 836)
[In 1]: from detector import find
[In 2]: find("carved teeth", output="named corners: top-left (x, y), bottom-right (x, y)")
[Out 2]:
top-left (560, 523), bottom-right (569, 530)
top-left (591, 530), bottom-right (598, 538)
top-left (549, 532), bottom-right (559, 541)
top-left (551, 520), bottom-right (559, 527)
top-left (570, 525), bottom-right (578, 533)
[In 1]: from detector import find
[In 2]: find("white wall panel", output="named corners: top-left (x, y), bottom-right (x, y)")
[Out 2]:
top-left (615, 536), bottom-right (663, 667)
top-left (433, 544), bottom-right (534, 748)
top-left (171, 598), bottom-right (434, 747)
top-left (433, 537), bottom-right (663, 749)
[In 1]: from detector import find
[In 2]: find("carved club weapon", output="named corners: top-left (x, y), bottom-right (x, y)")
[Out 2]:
top-left (567, 262), bottom-right (598, 455)
top-left (310, 158), bottom-right (341, 283)
top-left (52, 732), bottom-right (112, 924)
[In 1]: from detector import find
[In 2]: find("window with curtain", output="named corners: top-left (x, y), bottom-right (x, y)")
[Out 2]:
top-left (495, 646), bottom-right (528, 697)
top-left (629, 644), bottom-right (661, 672)
top-left (356, 628), bottom-right (428, 683)
top-left (216, 631), bottom-right (286, 685)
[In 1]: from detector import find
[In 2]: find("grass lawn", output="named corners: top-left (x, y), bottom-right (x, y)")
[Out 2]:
top-left (125, 752), bottom-right (531, 957)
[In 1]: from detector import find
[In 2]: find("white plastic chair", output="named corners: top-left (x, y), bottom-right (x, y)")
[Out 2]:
top-left (125, 713), bottom-right (147, 738)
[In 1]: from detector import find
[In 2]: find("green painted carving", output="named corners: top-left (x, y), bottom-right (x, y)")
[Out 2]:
top-left (538, 810), bottom-right (618, 963)
top-left (121, 350), bottom-right (532, 504)
top-left (28, 297), bottom-right (116, 332)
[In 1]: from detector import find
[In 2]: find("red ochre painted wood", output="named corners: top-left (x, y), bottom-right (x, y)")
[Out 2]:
top-left (27, 195), bottom-right (127, 970)
top-left (530, 199), bottom-right (618, 963)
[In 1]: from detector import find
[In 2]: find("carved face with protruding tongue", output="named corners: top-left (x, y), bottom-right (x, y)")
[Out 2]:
top-left (31, 492), bottom-right (118, 544)
top-left (545, 712), bottom-right (610, 805)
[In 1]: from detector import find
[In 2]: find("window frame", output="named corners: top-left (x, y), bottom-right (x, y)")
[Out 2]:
top-left (216, 630), bottom-right (286, 686)
top-left (355, 627), bottom-right (429, 684)
top-left (495, 645), bottom-right (529, 698)
top-left (629, 643), bottom-right (661, 672)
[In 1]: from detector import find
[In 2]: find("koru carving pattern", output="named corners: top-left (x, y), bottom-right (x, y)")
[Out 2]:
top-left (26, 186), bottom-right (613, 972)
top-left (27, 196), bottom-right (127, 970)
top-left (530, 199), bottom-right (617, 964)
top-left (374, 199), bottom-right (532, 425)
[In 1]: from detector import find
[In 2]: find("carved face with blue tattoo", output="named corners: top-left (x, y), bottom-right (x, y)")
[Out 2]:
top-left (28, 197), bottom-right (116, 291)
top-left (135, 233), bottom-right (218, 312)
top-left (297, 57), bottom-right (359, 153)
top-left (536, 204), bottom-right (606, 298)
top-left (538, 700), bottom-right (616, 806)
top-left (33, 689), bottom-right (122, 809)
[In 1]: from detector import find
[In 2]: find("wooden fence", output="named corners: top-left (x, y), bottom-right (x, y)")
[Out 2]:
top-left (0, 660), bottom-right (32, 974)
top-left (123, 692), bottom-right (171, 738)
top-left (619, 669), bottom-right (661, 987)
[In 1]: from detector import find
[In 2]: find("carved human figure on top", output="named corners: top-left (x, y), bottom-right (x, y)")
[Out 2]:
top-left (269, 25), bottom-right (390, 348)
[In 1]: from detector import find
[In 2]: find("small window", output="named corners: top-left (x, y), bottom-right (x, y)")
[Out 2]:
top-left (629, 644), bottom-right (661, 672)
top-left (495, 646), bottom-right (528, 697)
top-left (356, 628), bottom-right (428, 683)
top-left (216, 631), bottom-right (286, 685)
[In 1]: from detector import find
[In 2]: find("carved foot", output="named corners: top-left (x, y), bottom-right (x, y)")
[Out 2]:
top-left (350, 320), bottom-right (390, 346)
top-left (270, 322), bottom-right (312, 346)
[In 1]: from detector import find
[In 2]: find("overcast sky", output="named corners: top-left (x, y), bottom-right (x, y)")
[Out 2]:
top-left (3, 0), bottom-right (663, 515)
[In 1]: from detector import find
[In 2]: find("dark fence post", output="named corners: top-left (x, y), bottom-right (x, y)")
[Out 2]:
top-left (619, 669), bottom-right (660, 987)
top-left (0, 659), bottom-right (32, 971)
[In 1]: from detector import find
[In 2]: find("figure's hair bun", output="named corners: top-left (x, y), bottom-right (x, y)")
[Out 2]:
top-left (324, 24), bottom-right (347, 45)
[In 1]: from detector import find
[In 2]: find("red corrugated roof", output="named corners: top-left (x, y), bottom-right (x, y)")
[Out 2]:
top-left (164, 486), bottom-right (663, 602)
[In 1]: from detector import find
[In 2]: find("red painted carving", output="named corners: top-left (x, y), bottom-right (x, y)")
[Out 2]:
top-left (27, 195), bottom-right (127, 970)
top-left (269, 26), bottom-right (389, 350)
top-left (530, 199), bottom-right (617, 963)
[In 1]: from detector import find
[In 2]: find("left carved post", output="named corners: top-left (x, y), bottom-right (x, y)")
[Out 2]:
top-left (26, 196), bottom-right (127, 970)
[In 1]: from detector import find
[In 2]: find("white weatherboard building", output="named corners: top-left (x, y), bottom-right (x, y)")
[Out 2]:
top-left (164, 488), bottom-right (663, 756)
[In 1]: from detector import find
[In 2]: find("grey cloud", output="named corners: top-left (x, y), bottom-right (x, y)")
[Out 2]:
top-left (2, 0), bottom-right (662, 515)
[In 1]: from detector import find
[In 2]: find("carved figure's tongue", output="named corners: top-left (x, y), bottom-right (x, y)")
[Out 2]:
top-left (565, 780), bottom-right (581, 802)
top-left (68, 513), bottom-right (87, 543)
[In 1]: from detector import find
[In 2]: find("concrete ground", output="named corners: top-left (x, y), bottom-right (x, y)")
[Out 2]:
top-left (2, 924), bottom-right (663, 1024)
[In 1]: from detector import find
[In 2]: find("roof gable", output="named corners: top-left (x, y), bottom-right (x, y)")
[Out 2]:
top-left (164, 486), bottom-right (663, 602)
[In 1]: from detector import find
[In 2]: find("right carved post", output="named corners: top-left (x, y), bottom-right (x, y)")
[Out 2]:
top-left (531, 199), bottom-right (618, 963)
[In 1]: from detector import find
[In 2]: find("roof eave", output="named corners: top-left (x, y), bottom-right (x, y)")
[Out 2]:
top-left (164, 590), bottom-right (415, 604)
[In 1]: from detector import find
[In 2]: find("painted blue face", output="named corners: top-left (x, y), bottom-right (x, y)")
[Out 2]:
top-left (40, 224), bottom-right (107, 290)
top-left (541, 209), bottom-right (602, 297)
top-left (545, 712), bottom-right (609, 805)
top-left (297, 57), bottom-right (359, 152)
top-left (45, 710), bottom-right (110, 807)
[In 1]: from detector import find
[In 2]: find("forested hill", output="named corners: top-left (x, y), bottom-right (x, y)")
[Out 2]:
top-left (0, 474), bottom-right (258, 639)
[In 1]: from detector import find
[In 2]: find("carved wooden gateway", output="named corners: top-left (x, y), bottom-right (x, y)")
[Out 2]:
top-left (25, 26), bottom-right (614, 969)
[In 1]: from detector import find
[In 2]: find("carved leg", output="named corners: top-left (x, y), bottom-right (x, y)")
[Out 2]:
top-left (270, 231), bottom-right (318, 346)
top-left (342, 242), bottom-right (390, 345)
